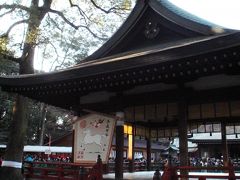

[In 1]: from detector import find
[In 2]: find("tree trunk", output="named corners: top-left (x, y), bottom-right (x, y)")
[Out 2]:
top-left (39, 103), bottom-right (47, 145)
top-left (3, 6), bottom-right (58, 176)
top-left (0, 1), bottom-right (49, 178)
top-left (0, 95), bottom-right (28, 180)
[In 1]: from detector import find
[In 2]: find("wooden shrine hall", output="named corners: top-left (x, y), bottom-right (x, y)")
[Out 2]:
top-left (1, 0), bottom-right (240, 179)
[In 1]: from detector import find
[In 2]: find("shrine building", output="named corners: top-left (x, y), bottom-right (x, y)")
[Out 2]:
top-left (1, 0), bottom-right (240, 179)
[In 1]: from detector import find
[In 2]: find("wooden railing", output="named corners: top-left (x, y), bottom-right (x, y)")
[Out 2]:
top-left (24, 159), bottom-right (103, 180)
top-left (24, 160), bottom-right (240, 180)
top-left (106, 161), bottom-right (148, 173)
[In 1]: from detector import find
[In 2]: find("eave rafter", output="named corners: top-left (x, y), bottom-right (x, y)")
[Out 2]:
top-left (4, 45), bottom-right (240, 98)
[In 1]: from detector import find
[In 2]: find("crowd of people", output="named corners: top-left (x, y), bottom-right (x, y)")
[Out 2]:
top-left (189, 157), bottom-right (224, 167)
top-left (1, 153), bottom-right (240, 170)
top-left (158, 156), bottom-right (240, 168)
top-left (24, 153), bottom-right (72, 163)
top-left (110, 156), bottom-right (240, 170)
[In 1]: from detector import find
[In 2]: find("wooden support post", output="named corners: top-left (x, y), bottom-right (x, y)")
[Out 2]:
top-left (178, 95), bottom-right (188, 179)
top-left (115, 112), bottom-right (124, 180)
top-left (146, 127), bottom-right (152, 171)
top-left (228, 161), bottom-right (236, 180)
top-left (72, 129), bottom-right (75, 163)
top-left (78, 167), bottom-right (87, 180)
top-left (58, 164), bottom-right (64, 178)
top-left (221, 121), bottom-right (229, 167)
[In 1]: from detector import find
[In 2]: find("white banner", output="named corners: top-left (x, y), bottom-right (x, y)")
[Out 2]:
top-left (1, 161), bottom-right (22, 168)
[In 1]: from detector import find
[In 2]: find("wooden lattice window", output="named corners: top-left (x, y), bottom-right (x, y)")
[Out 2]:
top-left (188, 104), bottom-right (201, 119)
top-left (135, 106), bottom-right (145, 121)
top-left (150, 129), bottom-right (158, 138)
top-left (145, 104), bottom-right (156, 121)
top-left (156, 104), bottom-right (167, 122)
top-left (230, 101), bottom-right (240, 116)
top-left (135, 126), bottom-right (146, 137)
top-left (158, 129), bottom-right (165, 138)
top-left (201, 103), bottom-right (215, 118)
top-left (124, 107), bottom-right (134, 122)
top-left (167, 103), bottom-right (177, 121)
top-left (215, 102), bottom-right (230, 117)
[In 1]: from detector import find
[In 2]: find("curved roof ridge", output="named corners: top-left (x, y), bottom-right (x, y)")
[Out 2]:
top-left (160, 0), bottom-right (220, 27)
top-left (149, 0), bottom-right (235, 35)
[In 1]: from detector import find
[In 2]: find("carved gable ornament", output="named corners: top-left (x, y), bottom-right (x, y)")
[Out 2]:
top-left (144, 20), bottom-right (160, 39)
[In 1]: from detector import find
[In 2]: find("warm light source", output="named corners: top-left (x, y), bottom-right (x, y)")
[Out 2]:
top-left (128, 126), bottom-right (133, 135)
top-left (124, 124), bottom-right (133, 160)
top-left (124, 125), bottom-right (128, 134)
top-left (128, 134), bottom-right (133, 160)
top-left (124, 124), bottom-right (133, 135)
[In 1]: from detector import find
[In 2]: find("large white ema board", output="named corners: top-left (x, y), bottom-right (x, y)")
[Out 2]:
top-left (73, 113), bottom-right (116, 164)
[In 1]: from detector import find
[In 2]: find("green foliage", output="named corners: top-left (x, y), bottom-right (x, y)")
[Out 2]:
top-left (25, 101), bottom-right (43, 144)
top-left (26, 27), bottom-right (40, 44)
top-left (25, 101), bottom-right (72, 145)
top-left (0, 91), bottom-right (14, 144)
top-left (0, 58), bottom-right (19, 75)
top-left (122, 0), bottom-right (132, 10)
top-left (0, 37), bottom-right (8, 54)
top-left (42, 106), bottom-right (73, 144)
top-left (0, 57), bottom-right (18, 144)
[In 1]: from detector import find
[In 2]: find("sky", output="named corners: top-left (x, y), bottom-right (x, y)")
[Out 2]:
top-left (168, 0), bottom-right (240, 30)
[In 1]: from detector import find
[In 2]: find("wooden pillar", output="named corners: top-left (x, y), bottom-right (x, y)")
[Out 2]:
top-left (115, 112), bottom-right (124, 180)
top-left (221, 121), bottom-right (229, 166)
top-left (146, 128), bottom-right (152, 171)
top-left (178, 96), bottom-right (188, 177)
top-left (71, 129), bottom-right (75, 163)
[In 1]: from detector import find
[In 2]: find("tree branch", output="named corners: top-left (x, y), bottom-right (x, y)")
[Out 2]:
top-left (47, 42), bottom-right (60, 71)
top-left (47, 14), bottom-right (63, 32)
top-left (1, 19), bottom-right (29, 38)
top-left (48, 9), bottom-right (79, 29)
top-left (90, 0), bottom-right (128, 14)
top-left (53, 31), bottom-right (77, 71)
top-left (48, 9), bottom-right (108, 41)
top-left (39, 0), bottom-right (52, 18)
top-left (68, 0), bottom-right (90, 25)
top-left (81, 25), bottom-right (108, 41)
top-left (0, 3), bottom-right (31, 13)
top-left (0, 8), bottom-right (15, 18)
